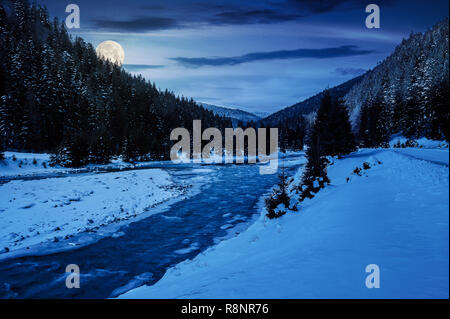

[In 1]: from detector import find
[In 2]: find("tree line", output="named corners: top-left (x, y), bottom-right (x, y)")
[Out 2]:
top-left (0, 0), bottom-right (232, 166)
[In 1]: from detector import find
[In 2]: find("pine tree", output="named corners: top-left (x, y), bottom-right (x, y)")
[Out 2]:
top-left (89, 126), bottom-right (113, 164)
top-left (358, 94), bottom-right (391, 147)
top-left (265, 165), bottom-right (291, 219)
top-left (298, 93), bottom-right (337, 201)
top-left (0, 135), bottom-right (4, 160)
top-left (427, 80), bottom-right (449, 141)
top-left (299, 133), bottom-right (330, 201)
top-left (311, 91), bottom-right (355, 157)
top-left (50, 131), bottom-right (90, 167)
top-left (334, 98), bottom-right (357, 156)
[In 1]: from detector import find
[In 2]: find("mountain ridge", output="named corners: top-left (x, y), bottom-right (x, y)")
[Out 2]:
top-left (198, 102), bottom-right (262, 124)
top-left (260, 18), bottom-right (449, 141)
top-left (260, 75), bottom-right (364, 127)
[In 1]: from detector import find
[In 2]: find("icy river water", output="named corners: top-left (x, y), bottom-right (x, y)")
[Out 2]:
top-left (0, 154), bottom-right (303, 298)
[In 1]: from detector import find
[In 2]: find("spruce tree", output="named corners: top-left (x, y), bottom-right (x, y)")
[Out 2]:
top-left (358, 94), bottom-right (391, 148)
top-left (265, 165), bottom-right (291, 219)
top-left (0, 137), bottom-right (4, 161)
top-left (311, 90), bottom-right (355, 157)
top-left (427, 80), bottom-right (449, 141)
top-left (298, 93), bottom-right (338, 201)
top-left (299, 132), bottom-right (330, 201)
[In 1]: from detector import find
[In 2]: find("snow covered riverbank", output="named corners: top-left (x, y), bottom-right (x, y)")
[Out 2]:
top-left (0, 168), bottom-right (191, 260)
top-left (120, 148), bottom-right (449, 299)
top-left (0, 151), bottom-right (169, 178)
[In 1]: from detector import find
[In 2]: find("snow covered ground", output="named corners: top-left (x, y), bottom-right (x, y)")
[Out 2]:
top-left (389, 136), bottom-right (449, 149)
top-left (0, 168), bottom-right (190, 259)
top-left (120, 147), bottom-right (449, 299)
top-left (0, 152), bottom-right (62, 177)
top-left (0, 151), bottom-right (164, 178)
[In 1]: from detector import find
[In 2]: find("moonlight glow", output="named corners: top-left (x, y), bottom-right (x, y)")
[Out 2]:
top-left (96, 40), bottom-right (125, 66)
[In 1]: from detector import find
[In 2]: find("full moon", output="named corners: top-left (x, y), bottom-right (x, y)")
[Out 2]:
top-left (96, 40), bottom-right (125, 66)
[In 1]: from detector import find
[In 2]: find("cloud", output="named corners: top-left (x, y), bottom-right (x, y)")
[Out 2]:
top-left (171, 45), bottom-right (375, 68)
top-left (287, 0), bottom-right (397, 13)
top-left (93, 17), bottom-right (178, 32)
top-left (335, 67), bottom-right (366, 76)
top-left (86, 0), bottom-right (400, 32)
top-left (123, 64), bottom-right (165, 72)
top-left (139, 4), bottom-right (166, 11)
top-left (209, 9), bottom-right (304, 25)
top-left (287, 0), bottom-right (349, 13)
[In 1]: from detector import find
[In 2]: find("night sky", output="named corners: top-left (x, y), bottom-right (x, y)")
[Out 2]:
top-left (38, 0), bottom-right (449, 114)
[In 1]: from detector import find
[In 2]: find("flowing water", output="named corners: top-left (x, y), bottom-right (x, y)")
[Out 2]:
top-left (0, 154), bottom-right (303, 298)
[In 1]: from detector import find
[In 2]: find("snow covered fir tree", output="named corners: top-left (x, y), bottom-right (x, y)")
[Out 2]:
top-left (265, 90), bottom-right (356, 215)
top-left (345, 19), bottom-right (449, 142)
top-left (0, 0), bottom-right (233, 167)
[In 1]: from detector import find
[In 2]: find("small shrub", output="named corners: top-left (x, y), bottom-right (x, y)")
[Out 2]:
top-left (298, 175), bottom-right (329, 202)
top-left (265, 168), bottom-right (291, 219)
top-left (298, 183), bottom-right (315, 201)
top-left (12, 154), bottom-right (16, 161)
top-left (353, 167), bottom-right (362, 176)
top-left (32, 158), bottom-right (37, 165)
top-left (363, 162), bottom-right (371, 170)
top-left (266, 203), bottom-right (287, 219)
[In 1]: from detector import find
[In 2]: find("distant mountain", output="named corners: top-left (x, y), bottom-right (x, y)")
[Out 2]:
top-left (260, 75), bottom-right (364, 127)
top-left (253, 111), bottom-right (271, 118)
top-left (198, 103), bottom-right (262, 124)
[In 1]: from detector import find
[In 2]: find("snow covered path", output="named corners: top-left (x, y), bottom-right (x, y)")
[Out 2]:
top-left (393, 148), bottom-right (449, 166)
top-left (121, 148), bottom-right (449, 299)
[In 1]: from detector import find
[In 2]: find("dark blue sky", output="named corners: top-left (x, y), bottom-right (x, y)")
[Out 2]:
top-left (39, 0), bottom-right (449, 113)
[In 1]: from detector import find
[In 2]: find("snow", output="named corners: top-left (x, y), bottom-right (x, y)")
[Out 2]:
top-left (0, 168), bottom-right (189, 259)
top-left (119, 148), bottom-right (449, 299)
top-left (0, 151), bottom-right (174, 178)
top-left (389, 136), bottom-right (449, 149)
top-left (393, 148), bottom-right (448, 166)
top-left (312, 179), bottom-right (319, 188)
top-left (174, 242), bottom-right (200, 255)
top-left (198, 102), bottom-right (261, 124)
top-left (0, 152), bottom-right (62, 177)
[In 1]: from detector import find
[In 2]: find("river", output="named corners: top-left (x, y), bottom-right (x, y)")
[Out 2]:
top-left (0, 154), bottom-right (304, 298)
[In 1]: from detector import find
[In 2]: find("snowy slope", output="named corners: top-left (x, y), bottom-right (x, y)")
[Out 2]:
top-left (120, 148), bottom-right (449, 299)
top-left (253, 111), bottom-right (271, 118)
top-left (199, 103), bottom-right (262, 124)
top-left (0, 169), bottom-right (190, 259)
